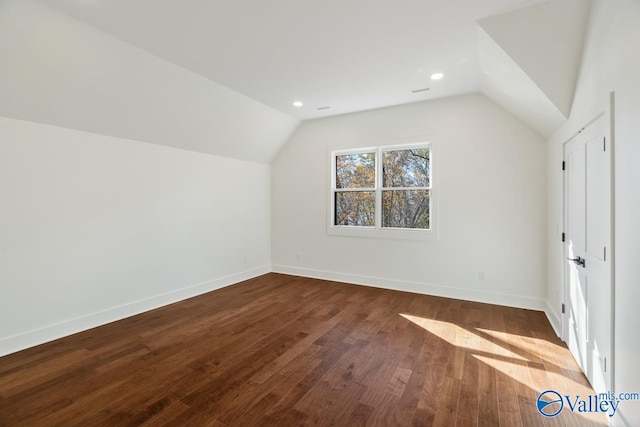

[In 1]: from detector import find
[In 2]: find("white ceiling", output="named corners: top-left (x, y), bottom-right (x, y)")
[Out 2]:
top-left (0, 0), bottom-right (300, 164)
top-left (37, 0), bottom-right (553, 122)
top-left (478, 26), bottom-right (566, 138)
top-left (478, 0), bottom-right (590, 137)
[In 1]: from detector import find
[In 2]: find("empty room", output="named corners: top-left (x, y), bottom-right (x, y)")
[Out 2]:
top-left (1, 0), bottom-right (639, 425)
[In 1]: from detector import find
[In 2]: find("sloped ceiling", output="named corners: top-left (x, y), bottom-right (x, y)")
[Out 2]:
top-left (35, 0), bottom-right (551, 121)
top-left (477, 27), bottom-right (567, 138)
top-left (0, 0), bottom-right (590, 160)
top-left (478, 0), bottom-right (591, 137)
top-left (0, 0), bottom-right (299, 164)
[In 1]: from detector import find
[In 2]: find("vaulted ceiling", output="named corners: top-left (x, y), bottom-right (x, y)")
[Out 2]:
top-left (0, 0), bottom-right (591, 162)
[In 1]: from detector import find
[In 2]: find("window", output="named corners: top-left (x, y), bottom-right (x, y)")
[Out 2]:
top-left (330, 142), bottom-right (435, 240)
top-left (334, 151), bottom-right (376, 226)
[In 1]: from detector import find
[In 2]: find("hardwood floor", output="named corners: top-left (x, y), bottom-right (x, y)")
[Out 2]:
top-left (0, 273), bottom-right (604, 426)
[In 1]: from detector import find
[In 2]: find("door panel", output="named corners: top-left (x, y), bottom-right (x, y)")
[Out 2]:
top-left (585, 128), bottom-right (611, 394)
top-left (586, 137), bottom-right (607, 261)
top-left (565, 143), bottom-right (587, 370)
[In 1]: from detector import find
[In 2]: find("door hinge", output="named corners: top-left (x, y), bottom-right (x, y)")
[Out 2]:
top-left (562, 232), bottom-right (565, 242)
top-left (604, 137), bottom-right (606, 151)
top-left (562, 303), bottom-right (565, 314)
top-left (604, 246), bottom-right (606, 261)
top-left (562, 161), bottom-right (566, 171)
top-left (604, 357), bottom-right (607, 373)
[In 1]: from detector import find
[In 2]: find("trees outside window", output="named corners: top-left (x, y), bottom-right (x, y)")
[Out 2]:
top-left (330, 143), bottom-right (433, 239)
top-left (381, 147), bottom-right (430, 229)
top-left (334, 152), bottom-right (376, 226)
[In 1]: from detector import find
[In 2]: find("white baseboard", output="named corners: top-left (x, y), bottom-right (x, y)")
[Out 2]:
top-left (272, 264), bottom-right (546, 311)
top-left (1, 265), bottom-right (556, 357)
top-left (0, 266), bottom-right (270, 357)
top-left (545, 300), bottom-right (562, 338)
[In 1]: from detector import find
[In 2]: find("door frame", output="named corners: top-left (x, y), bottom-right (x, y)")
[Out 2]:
top-left (561, 92), bottom-right (615, 391)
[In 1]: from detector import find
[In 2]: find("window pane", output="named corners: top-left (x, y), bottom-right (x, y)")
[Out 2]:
top-left (335, 191), bottom-right (375, 226)
top-left (335, 152), bottom-right (375, 189)
top-left (382, 190), bottom-right (430, 229)
top-left (382, 147), bottom-right (430, 188)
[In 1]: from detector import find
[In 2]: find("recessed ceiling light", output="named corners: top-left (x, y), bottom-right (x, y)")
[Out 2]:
top-left (293, 101), bottom-right (303, 107)
top-left (430, 73), bottom-right (444, 80)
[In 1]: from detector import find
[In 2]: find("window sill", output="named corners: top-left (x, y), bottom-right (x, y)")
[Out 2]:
top-left (327, 225), bottom-right (439, 241)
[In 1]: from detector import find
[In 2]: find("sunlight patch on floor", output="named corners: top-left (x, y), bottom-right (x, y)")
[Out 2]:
top-left (399, 312), bottom-right (606, 426)
top-left (399, 313), bottom-right (526, 361)
top-left (476, 327), bottom-right (576, 370)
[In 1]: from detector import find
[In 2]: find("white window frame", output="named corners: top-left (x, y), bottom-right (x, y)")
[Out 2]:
top-left (328, 142), bottom-right (437, 241)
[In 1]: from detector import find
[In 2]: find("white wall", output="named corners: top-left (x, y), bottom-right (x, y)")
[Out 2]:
top-left (272, 94), bottom-right (547, 309)
top-left (546, 1), bottom-right (640, 425)
top-left (0, 0), bottom-right (299, 164)
top-left (0, 116), bottom-right (271, 356)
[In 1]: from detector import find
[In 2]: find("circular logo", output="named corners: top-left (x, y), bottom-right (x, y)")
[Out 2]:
top-left (537, 390), bottom-right (564, 417)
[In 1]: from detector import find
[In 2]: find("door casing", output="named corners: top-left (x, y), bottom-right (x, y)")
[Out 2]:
top-left (561, 93), bottom-right (615, 394)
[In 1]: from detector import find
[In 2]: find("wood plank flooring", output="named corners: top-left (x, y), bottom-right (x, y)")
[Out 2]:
top-left (0, 273), bottom-right (605, 426)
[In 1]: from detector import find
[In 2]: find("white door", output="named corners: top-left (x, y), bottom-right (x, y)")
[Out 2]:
top-left (564, 113), bottom-right (612, 394)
